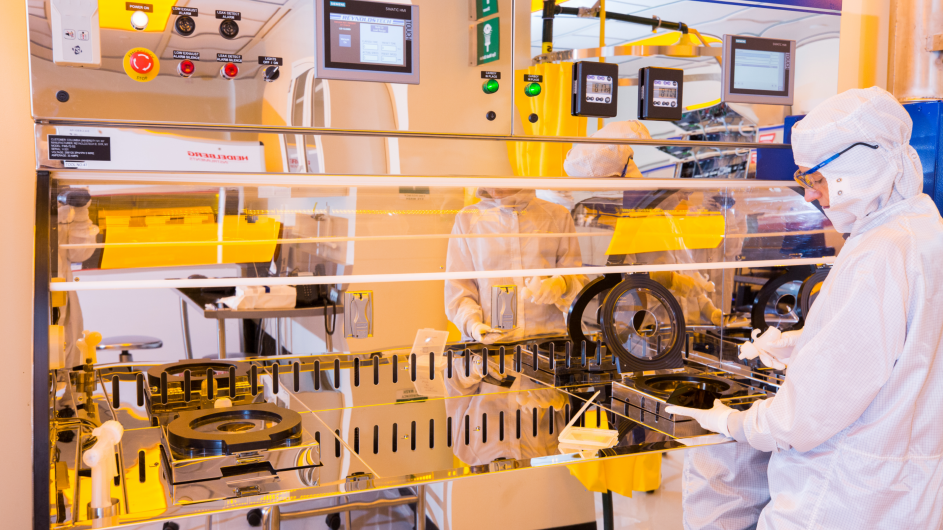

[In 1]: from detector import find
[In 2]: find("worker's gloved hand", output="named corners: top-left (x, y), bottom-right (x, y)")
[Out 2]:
top-left (522, 276), bottom-right (567, 305)
top-left (665, 399), bottom-right (734, 437)
top-left (697, 294), bottom-right (724, 326)
top-left (471, 322), bottom-right (506, 344)
top-left (738, 327), bottom-right (802, 370)
top-left (691, 272), bottom-right (716, 293)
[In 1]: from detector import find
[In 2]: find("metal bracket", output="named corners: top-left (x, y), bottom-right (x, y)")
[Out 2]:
top-left (491, 285), bottom-right (518, 330)
top-left (927, 34), bottom-right (943, 52)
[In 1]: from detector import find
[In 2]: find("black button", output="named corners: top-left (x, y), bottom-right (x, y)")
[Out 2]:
top-left (528, 113), bottom-right (538, 123)
top-left (175, 15), bottom-right (195, 37)
top-left (486, 111), bottom-right (497, 121)
top-left (263, 65), bottom-right (280, 82)
top-left (246, 509), bottom-right (262, 527)
top-left (55, 90), bottom-right (69, 103)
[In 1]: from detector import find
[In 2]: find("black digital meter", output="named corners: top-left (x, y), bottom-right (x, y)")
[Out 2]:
top-left (571, 61), bottom-right (619, 118)
top-left (638, 67), bottom-right (684, 121)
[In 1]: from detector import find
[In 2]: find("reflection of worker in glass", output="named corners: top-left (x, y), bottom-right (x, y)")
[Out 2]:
top-left (443, 352), bottom-right (565, 465)
top-left (57, 188), bottom-right (100, 367)
top-left (445, 188), bottom-right (585, 343)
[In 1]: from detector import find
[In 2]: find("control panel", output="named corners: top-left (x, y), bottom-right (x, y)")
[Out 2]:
top-left (722, 34), bottom-right (796, 106)
top-left (571, 61), bottom-right (619, 118)
top-left (638, 67), bottom-right (683, 121)
top-left (50, 0), bottom-right (101, 68)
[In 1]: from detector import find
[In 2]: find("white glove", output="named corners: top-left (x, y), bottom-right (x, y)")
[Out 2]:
top-left (691, 272), bottom-right (715, 293)
top-left (738, 327), bottom-right (802, 370)
top-left (697, 294), bottom-right (724, 326)
top-left (665, 399), bottom-right (734, 437)
top-left (471, 322), bottom-right (506, 344)
top-left (521, 276), bottom-right (566, 305)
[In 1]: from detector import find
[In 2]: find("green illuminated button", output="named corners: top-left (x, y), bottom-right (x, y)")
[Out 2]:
top-left (482, 79), bottom-right (500, 94)
top-left (524, 82), bottom-right (542, 97)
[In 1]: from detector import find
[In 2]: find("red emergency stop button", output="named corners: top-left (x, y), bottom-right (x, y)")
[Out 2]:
top-left (220, 62), bottom-right (239, 80)
top-left (122, 47), bottom-right (160, 82)
top-left (177, 60), bottom-right (195, 77)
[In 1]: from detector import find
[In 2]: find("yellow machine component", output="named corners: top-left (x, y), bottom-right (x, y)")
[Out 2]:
top-left (686, 98), bottom-right (723, 112)
top-left (531, 0), bottom-right (571, 12)
top-left (509, 63), bottom-right (587, 176)
top-left (567, 409), bottom-right (662, 496)
top-left (99, 0), bottom-right (175, 33)
top-left (101, 215), bottom-right (281, 269)
top-left (51, 277), bottom-right (67, 307)
top-left (605, 209), bottom-right (725, 255)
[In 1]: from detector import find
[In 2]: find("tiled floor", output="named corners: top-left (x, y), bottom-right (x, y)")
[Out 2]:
top-left (593, 451), bottom-right (685, 530)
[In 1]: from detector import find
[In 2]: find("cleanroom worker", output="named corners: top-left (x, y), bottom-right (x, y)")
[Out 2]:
top-left (668, 87), bottom-right (943, 528)
top-left (444, 188), bottom-right (586, 343)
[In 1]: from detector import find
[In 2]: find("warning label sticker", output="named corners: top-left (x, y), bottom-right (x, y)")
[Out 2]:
top-left (48, 136), bottom-right (111, 161)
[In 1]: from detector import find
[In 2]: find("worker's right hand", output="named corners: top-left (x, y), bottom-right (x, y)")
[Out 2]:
top-left (471, 322), bottom-right (506, 344)
top-left (738, 327), bottom-right (802, 370)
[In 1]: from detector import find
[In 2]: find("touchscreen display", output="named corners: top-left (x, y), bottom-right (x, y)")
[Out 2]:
top-left (330, 14), bottom-right (406, 66)
top-left (733, 49), bottom-right (786, 92)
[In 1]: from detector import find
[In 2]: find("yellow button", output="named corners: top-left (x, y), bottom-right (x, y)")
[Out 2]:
top-left (123, 47), bottom-right (160, 82)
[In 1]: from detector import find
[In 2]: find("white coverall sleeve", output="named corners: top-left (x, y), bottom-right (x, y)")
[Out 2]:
top-left (444, 222), bottom-right (484, 338)
top-left (61, 205), bottom-right (100, 265)
top-left (729, 249), bottom-right (908, 453)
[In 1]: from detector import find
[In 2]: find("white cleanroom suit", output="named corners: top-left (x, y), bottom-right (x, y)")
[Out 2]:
top-left (724, 87), bottom-right (943, 528)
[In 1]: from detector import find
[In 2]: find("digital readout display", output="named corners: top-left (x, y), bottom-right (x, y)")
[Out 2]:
top-left (586, 74), bottom-right (613, 104)
top-left (653, 79), bottom-right (678, 108)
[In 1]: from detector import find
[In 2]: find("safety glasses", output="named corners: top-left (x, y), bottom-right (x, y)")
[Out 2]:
top-left (793, 142), bottom-right (879, 189)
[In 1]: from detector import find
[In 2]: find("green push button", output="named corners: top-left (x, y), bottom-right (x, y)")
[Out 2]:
top-left (524, 82), bottom-right (541, 97)
top-left (482, 79), bottom-right (500, 94)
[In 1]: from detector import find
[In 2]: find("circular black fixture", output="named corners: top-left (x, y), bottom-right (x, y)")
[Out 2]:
top-left (246, 509), bottom-right (263, 527)
top-left (567, 273), bottom-right (623, 358)
top-left (56, 90), bottom-right (70, 103)
top-left (528, 113), bottom-right (539, 123)
top-left (174, 15), bottom-right (195, 36)
top-left (598, 274), bottom-right (686, 372)
top-left (263, 65), bottom-right (280, 82)
top-left (219, 19), bottom-right (239, 39)
top-left (799, 267), bottom-right (829, 320)
top-left (751, 266), bottom-right (815, 332)
top-left (486, 111), bottom-right (496, 121)
top-left (167, 403), bottom-right (303, 456)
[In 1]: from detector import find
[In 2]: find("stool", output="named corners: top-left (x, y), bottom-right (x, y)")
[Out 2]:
top-left (97, 336), bottom-right (163, 363)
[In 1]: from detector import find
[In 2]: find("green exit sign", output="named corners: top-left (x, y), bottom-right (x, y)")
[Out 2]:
top-left (476, 18), bottom-right (500, 65)
top-left (475, 0), bottom-right (498, 20)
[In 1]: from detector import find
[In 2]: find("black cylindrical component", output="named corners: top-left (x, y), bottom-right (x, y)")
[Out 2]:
top-left (499, 346), bottom-right (505, 374)
top-left (183, 370), bottom-right (191, 402)
top-left (138, 450), bottom-right (146, 483)
top-left (354, 427), bottom-right (360, 454)
top-left (271, 365), bottom-right (278, 395)
top-left (410, 353), bottom-right (417, 382)
top-left (374, 356), bottom-right (380, 385)
top-left (354, 358), bottom-right (361, 387)
top-left (392, 423), bottom-right (398, 452)
top-left (250, 365), bottom-right (258, 396)
top-left (247, 509), bottom-right (262, 527)
top-left (334, 429), bottom-right (341, 458)
top-left (532, 345), bottom-right (539, 370)
top-left (293, 362), bottom-right (301, 392)
top-left (482, 413), bottom-right (488, 444)
top-left (393, 355), bottom-right (399, 383)
top-left (207, 368), bottom-right (216, 399)
top-left (430, 352), bottom-right (435, 381)
top-left (541, 0), bottom-right (555, 53)
top-left (230, 366), bottom-right (238, 398)
top-left (532, 408), bottom-right (538, 437)
top-left (334, 358), bottom-right (340, 388)
top-left (313, 361), bottom-right (321, 391)
top-left (112, 375), bottom-right (120, 409)
top-left (549, 406), bottom-right (555, 435)
top-left (136, 372), bottom-right (144, 407)
top-left (448, 417), bottom-right (453, 447)
top-left (464, 349), bottom-right (470, 377)
top-left (515, 345), bottom-right (522, 372)
top-left (516, 409), bottom-right (522, 439)
top-left (411, 421), bottom-right (417, 451)
top-left (556, 5), bottom-right (688, 33)
top-left (481, 348), bottom-right (489, 377)
top-left (160, 371), bottom-right (168, 405)
top-left (464, 415), bottom-right (470, 446)
top-left (430, 419), bottom-right (435, 449)
top-left (374, 425), bottom-right (379, 454)
top-left (447, 350), bottom-right (453, 379)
